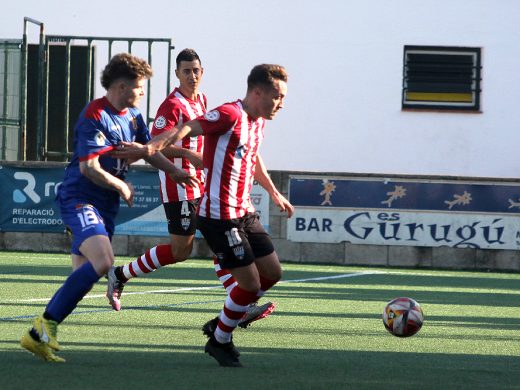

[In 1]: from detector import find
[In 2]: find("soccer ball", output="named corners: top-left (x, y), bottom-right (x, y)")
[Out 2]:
top-left (382, 297), bottom-right (424, 337)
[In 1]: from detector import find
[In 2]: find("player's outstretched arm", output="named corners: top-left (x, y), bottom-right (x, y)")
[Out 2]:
top-left (160, 145), bottom-right (203, 169)
top-left (144, 152), bottom-right (199, 188)
top-left (110, 120), bottom-right (204, 159)
top-left (254, 154), bottom-right (294, 218)
top-left (107, 141), bottom-right (153, 159)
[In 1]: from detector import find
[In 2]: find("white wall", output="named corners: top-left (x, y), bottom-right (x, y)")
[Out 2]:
top-left (2, 0), bottom-right (520, 177)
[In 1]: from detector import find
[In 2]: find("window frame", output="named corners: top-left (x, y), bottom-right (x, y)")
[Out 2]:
top-left (402, 45), bottom-right (482, 112)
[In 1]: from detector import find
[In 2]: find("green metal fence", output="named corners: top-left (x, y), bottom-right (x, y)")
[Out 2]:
top-left (0, 39), bottom-right (22, 160)
top-left (1, 17), bottom-right (175, 162)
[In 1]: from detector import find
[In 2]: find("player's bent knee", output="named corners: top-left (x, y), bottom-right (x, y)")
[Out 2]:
top-left (256, 254), bottom-right (283, 281)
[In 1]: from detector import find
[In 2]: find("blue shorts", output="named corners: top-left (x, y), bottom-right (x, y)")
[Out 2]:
top-left (59, 200), bottom-right (115, 255)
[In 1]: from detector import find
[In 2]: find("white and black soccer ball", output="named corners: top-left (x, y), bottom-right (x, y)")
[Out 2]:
top-left (382, 297), bottom-right (424, 337)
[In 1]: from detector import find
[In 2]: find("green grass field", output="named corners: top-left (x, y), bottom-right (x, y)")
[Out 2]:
top-left (0, 251), bottom-right (519, 389)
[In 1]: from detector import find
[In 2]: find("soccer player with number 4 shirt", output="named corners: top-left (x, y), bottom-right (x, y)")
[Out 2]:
top-left (105, 49), bottom-right (207, 309)
top-left (114, 63), bottom-right (294, 367)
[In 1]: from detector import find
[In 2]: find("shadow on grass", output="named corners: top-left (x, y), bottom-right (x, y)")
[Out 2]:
top-left (2, 262), bottom-right (518, 306)
top-left (0, 263), bottom-right (217, 283)
top-left (4, 261), bottom-right (519, 288)
top-left (0, 344), bottom-right (518, 390)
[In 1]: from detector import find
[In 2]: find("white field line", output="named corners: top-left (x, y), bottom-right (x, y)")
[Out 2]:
top-left (14, 270), bottom-right (386, 303)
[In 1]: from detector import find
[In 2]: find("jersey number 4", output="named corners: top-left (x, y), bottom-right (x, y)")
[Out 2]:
top-left (181, 201), bottom-right (190, 216)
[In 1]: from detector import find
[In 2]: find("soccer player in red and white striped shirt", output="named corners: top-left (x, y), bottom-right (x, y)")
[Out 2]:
top-left (106, 49), bottom-right (226, 310)
top-left (119, 64), bottom-right (294, 367)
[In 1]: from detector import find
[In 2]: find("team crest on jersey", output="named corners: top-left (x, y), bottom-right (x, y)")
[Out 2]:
top-left (94, 131), bottom-right (107, 146)
top-left (181, 217), bottom-right (191, 231)
top-left (131, 117), bottom-right (138, 130)
top-left (154, 116), bottom-right (167, 129)
top-left (233, 245), bottom-right (245, 260)
top-left (204, 110), bottom-right (220, 122)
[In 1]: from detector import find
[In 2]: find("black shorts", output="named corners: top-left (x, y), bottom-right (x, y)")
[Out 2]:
top-left (163, 199), bottom-right (200, 236)
top-left (197, 212), bottom-right (274, 269)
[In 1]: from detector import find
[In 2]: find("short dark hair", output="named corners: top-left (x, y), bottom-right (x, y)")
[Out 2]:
top-left (100, 53), bottom-right (153, 89)
top-left (247, 64), bottom-right (288, 91)
top-left (176, 48), bottom-right (201, 68)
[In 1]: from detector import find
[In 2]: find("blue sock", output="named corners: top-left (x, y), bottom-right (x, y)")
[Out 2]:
top-left (45, 261), bottom-right (101, 323)
top-left (44, 286), bottom-right (63, 315)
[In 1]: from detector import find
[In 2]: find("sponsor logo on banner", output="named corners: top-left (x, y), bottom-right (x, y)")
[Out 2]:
top-left (1, 168), bottom-right (64, 230)
top-left (13, 172), bottom-right (42, 203)
top-left (12, 172), bottom-right (61, 205)
top-left (289, 209), bottom-right (520, 249)
top-left (288, 176), bottom-right (520, 250)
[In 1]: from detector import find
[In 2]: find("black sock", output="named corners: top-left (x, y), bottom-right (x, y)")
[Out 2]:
top-left (29, 328), bottom-right (41, 342)
top-left (114, 266), bottom-right (128, 283)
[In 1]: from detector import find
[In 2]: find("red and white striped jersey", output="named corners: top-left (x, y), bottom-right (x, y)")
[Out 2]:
top-left (151, 88), bottom-right (206, 202)
top-left (197, 100), bottom-right (265, 220)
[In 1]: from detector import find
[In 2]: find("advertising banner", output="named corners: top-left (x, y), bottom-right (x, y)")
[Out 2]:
top-left (0, 165), bottom-right (269, 236)
top-left (288, 176), bottom-right (520, 250)
top-left (0, 165), bottom-right (65, 233)
top-left (0, 165), bottom-right (164, 235)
